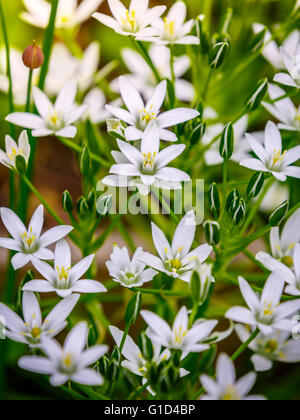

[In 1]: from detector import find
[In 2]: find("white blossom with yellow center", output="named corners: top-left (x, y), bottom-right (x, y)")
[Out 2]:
top-left (93, 0), bottom-right (166, 38)
top-left (0, 292), bottom-right (79, 348)
top-left (274, 42), bottom-right (300, 88)
top-left (19, 322), bottom-right (108, 387)
top-left (241, 121), bottom-right (300, 182)
top-left (226, 275), bottom-right (300, 336)
top-left (0, 131), bottom-right (30, 172)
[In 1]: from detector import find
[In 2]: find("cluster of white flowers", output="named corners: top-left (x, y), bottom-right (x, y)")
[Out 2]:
top-left (0, 0), bottom-right (299, 401)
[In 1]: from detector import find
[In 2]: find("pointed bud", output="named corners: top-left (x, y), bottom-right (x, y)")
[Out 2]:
top-left (124, 292), bottom-right (142, 325)
top-left (140, 331), bottom-right (154, 361)
top-left (269, 201), bottom-right (289, 227)
top-left (62, 190), bottom-right (74, 213)
top-left (189, 122), bottom-right (206, 147)
top-left (96, 194), bottom-right (113, 216)
top-left (80, 146), bottom-right (90, 176)
top-left (208, 183), bottom-right (221, 219)
top-left (249, 27), bottom-right (267, 53)
top-left (245, 78), bottom-right (268, 111)
top-left (22, 41), bottom-right (44, 69)
top-left (111, 346), bottom-right (122, 364)
top-left (77, 197), bottom-right (89, 218)
top-left (232, 198), bottom-right (246, 225)
top-left (220, 122), bottom-right (234, 159)
top-left (15, 154), bottom-right (27, 175)
top-left (247, 172), bottom-right (265, 199)
top-left (226, 188), bottom-right (240, 212)
top-left (196, 15), bottom-right (210, 55)
top-left (87, 188), bottom-right (97, 211)
top-left (204, 220), bottom-right (220, 245)
top-left (190, 271), bottom-right (201, 304)
top-left (209, 41), bottom-right (230, 69)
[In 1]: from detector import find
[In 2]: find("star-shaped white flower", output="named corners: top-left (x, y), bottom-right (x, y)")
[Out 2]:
top-left (236, 325), bottom-right (300, 372)
top-left (274, 43), bottom-right (300, 88)
top-left (226, 275), bottom-right (300, 336)
top-left (21, 0), bottom-right (103, 29)
top-left (23, 239), bottom-right (107, 298)
top-left (0, 205), bottom-right (73, 270)
top-left (0, 131), bottom-right (30, 171)
top-left (263, 84), bottom-right (300, 132)
top-left (6, 79), bottom-right (88, 139)
top-left (83, 88), bottom-right (121, 125)
top-left (93, 0), bottom-right (166, 38)
top-left (138, 211), bottom-right (212, 282)
top-left (106, 245), bottom-right (157, 288)
top-left (111, 45), bottom-right (195, 102)
top-left (200, 353), bottom-right (266, 400)
top-left (141, 306), bottom-right (218, 357)
top-left (240, 121), bottom-right (300, 182)
top-left (106, 76), bottom-right (199, 142)
top-left (103, 122), bottom-right (190, 190)
top-left (151, 1), bottom-right (199, 45)
top-left (0, 292), bottom-right (79, 348)
top-left (18, 322), bottom-right (108, 387)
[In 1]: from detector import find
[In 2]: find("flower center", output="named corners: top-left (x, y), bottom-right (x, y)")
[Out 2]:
top-left (265, 340), bottom-right (278, 354)
top-left (222, 385), bottom-right (241, 401)
top-left (8, 147), bottom-right (23, 162)
top-left (263, 303), bottom-right (275, 317)
top-left (121, 9), bottom-right (137, 32)
top-left (21, 227), bottom-right (36, 249)
top-left (174, 325), bottom-right (187, 345)
top-left (142, 152), bottom-right (157, 172)
top-left (164, 18), bottom-right (175, 38)
top-left (139, 108), bottom-right (157, 125)
top-left (56, 266), bottom-right (71, 289)
top-left (281, 255), bottom-right (294, 268)
top-left (271, 149), bottom-right (286, 170)
top-left (48, 110), bottom-right (63, 130)
top-left (31, 326), bottom-right (42, 338)
top-left (60, 353), bottom-right (77, 375)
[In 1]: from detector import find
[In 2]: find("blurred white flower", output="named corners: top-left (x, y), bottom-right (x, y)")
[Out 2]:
top-left (0, 292), bottom-right (79, 348)
top-left (19, 322), bottom-right (108, 387)
top-left (258, 182), bottom-right (289, 213)
top-left (0, 205), bottom-right (73, 270)
top-left (0, 131), bottom-right (30, 171)
top-left (107, 76), bottom-right (199, 142)
top-left (83, 88), bottom-right (121, 124)
top-left (274, 43), bottom-right (300, 88)
top-left (103, 122), bottom-right (190, 190)
top-left (106, 245), bottom-right (157, 288)
top-left (111, 45), bottom-right (195, 102)
top-left (21, 0), bottom-right (103, 29)
top-left (263, 84), bottom-right (300, 132)
top-left (138, 211), bottom-right (212, 283)
top-left (93, 0), bottom-right (165, 38)
top-left (253, 25), bottom-right (299, 70)
top-left (141, 306), bottom-right (218, 356)
top-left (226, 275), bottom-right (300, 335)
top-left (200, 353), bottom-right (266, 400)
top-left (6, 79), bottom-right (88, 138)
top-left (24, 239), bottom-right (107, 298)
top-left (236, 325), bottom-right (300, 372)
top-left (151, 1), bottom-right (199, 45)
top-left (240, 121), bottom-right (300, 182)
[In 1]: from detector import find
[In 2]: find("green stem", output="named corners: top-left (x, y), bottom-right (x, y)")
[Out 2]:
top-left (131, 38), bottom-right (161, 83)
top-left (131, 287), bottom-right (190, 298)
top-left (222, 159), bottom-right (228, 205)
top-left (25, 69), bottom-right (33, 112)
top-left (170, 45), bottom-right (176, 85)
top-left (128, 381), bottom-right (150, 400)
top-left (231, 328), bottom-right (260, 361)
top-left (202, 68), bottom-right (213, 102)
top-left (59, 137), bottom-right (111, 168)
top-left (189, 302), bottom-right (199, 328)
top-left (119, 323), bottom-right (131, 354)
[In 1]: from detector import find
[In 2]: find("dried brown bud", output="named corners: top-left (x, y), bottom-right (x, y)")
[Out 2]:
top-left (22, 41), bottom-right (44, 70)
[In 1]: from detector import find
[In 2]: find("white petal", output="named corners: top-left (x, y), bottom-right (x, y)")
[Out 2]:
top-left (69, 255), bottom-right (95, 283)
top-left (18, 356), bottom-right (53, 375)
top-left (64, 322), bottom-right (88, 355)
top-left (5, 112), bottom-right (44, 129)
top-left (0, 207), bottom-right (26, 241)
top-left (22, 291), bottom-right (42, 326)
top-left (71, 369), bottom-right (104, 386)
top-left (12, 253), bottom-right (31, 270)
top-left (23, 280), bottom-right (55, 293)
top-left (157, 108), bottom-right (199, 129)
top-left (71, 280), bottom-right (107, 293)
top-left (39, 225), bottom-right (73, 248)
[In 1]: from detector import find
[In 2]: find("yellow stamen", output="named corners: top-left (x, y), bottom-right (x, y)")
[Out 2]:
top-left (164, 18), bottom-right (175, 36)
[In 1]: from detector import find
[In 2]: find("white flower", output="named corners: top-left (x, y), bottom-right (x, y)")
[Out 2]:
top-left (23, 239), bottom-right (107, 298)
top-left (111, 45), bottom-right (195, 103)
top-left (240, 121), bottom-right (300, 182)
top-left (258, 182), bottom-right (289, 213)
top-left (0, 131), bottom-right (30, 171)
top-left (0, 292), bottom-right (79, 348)
top-left (236, 325), bottom-right (300, 372)
top-left (200, 353), bottom-right (266, 400)
top-left (92, 0), bottom-right (166, 38)
top-left (151, 1), bottom-right (199, 45)
top-left (0, 205), bottom-right (73, 270)
top-left (103, 122), bottom-right (190, 190)
top-left (226, 275), bottom-right (300, 335)
top-left (106, 245), bottom-right (157, 288)
top-left (6, 79), bottom-right (88, 139)
top-left (263, 84), bottom-right (300, 132)
top-left (83, 88), bottom-right (121, 125)
top-left (21, 0), bottom-right (103, 29)
top-left (253, 25), bottom-right (299, 70)
top-left (18, 322), bottom-right (108, 387)
top-left (274, 43), bottom-right (300, 88)
top-left (202, 109), bottom-right (249, 166)
top-left (46, 42), bottom-right (100, 96)
top-left (193, 263), bottom-right (216, 305)
top-left (138, 211), bottom-right (212, 283)
top-left (106, 76), bottom-right (199, 142)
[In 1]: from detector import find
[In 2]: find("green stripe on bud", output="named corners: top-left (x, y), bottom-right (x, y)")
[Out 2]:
top-left (247, 171), bottom-right (265, 199)
top-left (15, 154), bottom-right (27, 175)
top-left (269, 201), bottom-right (289, 227)
top-left (204, 220), bottom-right (220, 245)
top-left (189, 122), bottom-right (206, 147)
top-left (62, 190), bottom-right (74, 213)
top-left (220, 122), bottom-right (234, 159)
top-left (245, 78), bottom-right (268, 111)
top-left (226, 188), bottom-right (240, 212)
top-left (80, 146), bottom-right (91, 176)
top-left (209, 41), bottom-right (230, 69)
top-left (232, 198), bottom-right (246, 225)
top-left (249, 27), bottom-right (267, 53)
top-left (208, 183), bottom-right (221, 219)
top-left (96, 194), bottom-right (113, 216)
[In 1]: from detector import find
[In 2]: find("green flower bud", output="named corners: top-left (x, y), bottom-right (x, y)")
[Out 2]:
top-left (124, 292), bottom-right (142, 325)
top-left (209, 41), bottom-right (230, 69)
top-left (220, 122), bottom-right (234, 160)
top-left (196, 15), bottom-right (210, 55)
top-left (62, 190), bottom-right (74, 213)
top-left (191, 263), bottom-right (215, 306)
top-left (249, 27), bottom-right (267, 53)
top-left (80, 146), bottom-right (90, 176)
top-left (15, 154), bottom-right (27, 175)
top-left (98, 355), bottom-right (110, 376)
top-left (96, 194), bottom-right (113, 216)
top-left (111, 346), bottom-right (122, 364)
top-left (232, 198), bottom-right (246, 225)
top-left (87, 188), bottom-right (97, 211)
top-left (247, 172), bottom-right (265, 199)
top-left (190, 271), bottom-right (201, 304)
top-left (226, 188), bottom-right (240, 212)
top-left (107, 118), bottom-right (126, 140)
top-left (208, 183), bottom-right (221, 219)
top-left (77, 197), bottom-right (89, 218)
top-left (189, 122), bottom-right (206, 147)
top-left (140, 331), bottom-right (154, 361)
top-left (107, 360), bottom-right (119, 382)
top-left (245, 78), bottom-right (268, 111)
top-left (204, 220), bottom-right (220, 245)
top-left (269, 201), bottom-right (289, 227)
